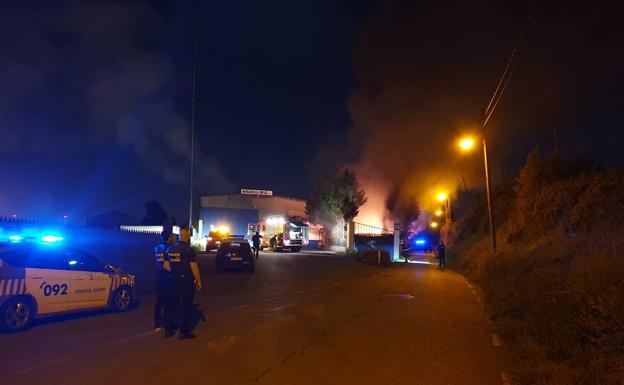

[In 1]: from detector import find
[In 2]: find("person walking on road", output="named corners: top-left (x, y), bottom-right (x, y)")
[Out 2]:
top-left (251, 231), bottom-right (262, 259)
top-left (153, 230), bottom-right (176, 332)
top-left (163, 227), bottom-right (202, 340)
top-left (437, 241), bottom-right (446, 268)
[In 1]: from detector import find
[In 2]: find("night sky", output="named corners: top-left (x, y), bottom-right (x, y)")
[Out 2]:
top-left (1, 1), bottom-right (622, 224)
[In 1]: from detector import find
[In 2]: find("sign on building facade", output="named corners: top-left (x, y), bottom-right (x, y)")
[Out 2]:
top-left (240, 189), bottom-right (273, 196)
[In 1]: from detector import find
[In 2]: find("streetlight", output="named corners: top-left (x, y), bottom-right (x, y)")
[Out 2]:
top-left (430, 221), bottom-right (439, 229)
top-left (458, 136), bottom-right (476, 152)
top-left (434, 209), bottom-right (443, 217)
top-left (435, 191), bottom-right (451, 243)
top-left (458, 134), bottom-right (496, 253)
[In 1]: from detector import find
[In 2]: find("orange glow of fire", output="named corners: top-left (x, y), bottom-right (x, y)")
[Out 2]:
top-left (353, 174), bottom-right (391, 232)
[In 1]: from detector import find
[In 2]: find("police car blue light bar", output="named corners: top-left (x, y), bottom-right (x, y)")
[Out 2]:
top-left (40, 235), bottom-right (63, 243)
top-left (8, 235), bottom-right (23, 242)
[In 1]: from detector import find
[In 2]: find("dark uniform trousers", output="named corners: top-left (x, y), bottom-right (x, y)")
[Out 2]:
top-left (164, 242), bottom-right (198, 335)
top-left (154, 244), bottom-right (169, 328)
top-left (165, 277), bottom-right (194, 334)
top-left (438, 247), bottom-right (446, 267)
top-left (154, 273), bottom-right (169, 328)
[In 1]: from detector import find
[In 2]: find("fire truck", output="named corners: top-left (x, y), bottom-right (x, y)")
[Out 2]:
top-left (247, 216), bottom-right (309, 252)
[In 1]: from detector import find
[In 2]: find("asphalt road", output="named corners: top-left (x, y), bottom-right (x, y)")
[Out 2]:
top-left (2, 251), bottom-right (504, 385)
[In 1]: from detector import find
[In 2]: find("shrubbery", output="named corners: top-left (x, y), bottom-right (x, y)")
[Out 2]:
top-left (356, 249), bottom-right (391, 267)
top-left (451, 148), bottom-right (624, 385)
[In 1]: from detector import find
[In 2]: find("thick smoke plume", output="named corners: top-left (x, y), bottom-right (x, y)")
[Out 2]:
top-left (345, 1), bottom-right (503, 229)
top-left (328, 1), bottom-right (624, 229)
top-left (0, 2), bottom-right (232, 191)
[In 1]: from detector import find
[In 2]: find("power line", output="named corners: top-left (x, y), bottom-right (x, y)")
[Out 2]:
top-left (482, 3), bottom-right (536, 128)
top-left (426, 156), bottom-right (458, 191)
top-left (423, 4), bottom-right (536, 201)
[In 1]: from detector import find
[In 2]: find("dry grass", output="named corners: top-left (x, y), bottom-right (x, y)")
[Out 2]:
top-left (450, 151), bottom-right (624, 385)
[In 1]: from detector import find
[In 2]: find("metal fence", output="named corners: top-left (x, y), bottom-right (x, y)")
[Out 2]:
top-left (353, 222), bottom-right (392, 235)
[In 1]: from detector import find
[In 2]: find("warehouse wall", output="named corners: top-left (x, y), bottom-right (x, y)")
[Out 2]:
top-left (199, 207), bottom-right (259, 236)
top-left (200, 194), bottom-right (306, 220)
top-left (253, 196), bottom-right (306, 218)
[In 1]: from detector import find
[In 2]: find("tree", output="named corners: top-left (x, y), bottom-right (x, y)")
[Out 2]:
top-left (306, 189), bottom-right (338, 226)
top-left (306, 168), bottom-right (367, 226)
top-left (141, 201), bottom-right (168, 225)
top-left (334, 169), bottom-right (367, 222)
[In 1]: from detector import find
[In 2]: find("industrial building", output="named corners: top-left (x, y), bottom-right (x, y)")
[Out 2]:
top-left (198, 190), bottom-right (307, 237)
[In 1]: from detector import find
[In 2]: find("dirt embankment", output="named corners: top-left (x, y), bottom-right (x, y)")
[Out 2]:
top-left (450, 149), bottom-right (624, 385)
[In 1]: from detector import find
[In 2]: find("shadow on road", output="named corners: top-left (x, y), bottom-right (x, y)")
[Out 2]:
top-left (0, 299), bottom-right (143, 333)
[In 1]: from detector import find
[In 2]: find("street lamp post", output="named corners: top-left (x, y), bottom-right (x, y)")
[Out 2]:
top-left (436, 192), bottom-right (451, 244)
top-left (188, 0), bottom-right (199, 234)
top-left (458, 132), bottom-right (496, 253)
top-left (482, 131), bottom-right (496, 253)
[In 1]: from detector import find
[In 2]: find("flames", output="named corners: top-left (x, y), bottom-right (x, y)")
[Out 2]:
top-left (353, 170), bottom-right (393, 232)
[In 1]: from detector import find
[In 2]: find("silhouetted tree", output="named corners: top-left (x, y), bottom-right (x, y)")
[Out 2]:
top-left (306, 168), bottom-right (367, 226)
top-left (141, 201), bottom-right (168, 225)
top-left (334, 169), bottom-right (367, 222)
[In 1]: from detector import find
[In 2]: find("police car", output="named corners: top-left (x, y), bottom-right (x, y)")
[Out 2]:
top-left (0, 235), bottom-right (136, 332)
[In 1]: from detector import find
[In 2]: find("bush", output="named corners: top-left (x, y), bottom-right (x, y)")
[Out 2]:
top-left (356, 249), bottom-right (391, 267)
top-left (451, 149), bottom-right (624, 385)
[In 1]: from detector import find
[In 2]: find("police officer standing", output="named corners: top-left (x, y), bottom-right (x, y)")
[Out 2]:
top-left (163, 227), bottom-right (202, 340)
top-left (153, 230), bottom-right (176, 332)
top-left (251, 231), bottom-right (262, 259)
top-left (437, 240), bottom-right (446, 268)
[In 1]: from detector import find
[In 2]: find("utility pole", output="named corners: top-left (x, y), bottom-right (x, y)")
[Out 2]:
top-left (461, 176), bottom-right (469, 194)
top-left (482, 124), bottom-right (496, 253)
top-left (188, 0), bottom-right (198, 233)
top-left (477, 4), bottom-right (534, 253)
top-left (445, 196), bottom-right (451, 245)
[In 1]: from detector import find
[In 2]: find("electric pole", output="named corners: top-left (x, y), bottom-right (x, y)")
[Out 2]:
top-left (188, 0), bottom-right (198, 233)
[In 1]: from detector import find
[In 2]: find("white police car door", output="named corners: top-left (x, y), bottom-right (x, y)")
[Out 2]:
top-left (63, 250), bottom-right (111, 309)
top-left (25, 249), bottom-right (73, 315)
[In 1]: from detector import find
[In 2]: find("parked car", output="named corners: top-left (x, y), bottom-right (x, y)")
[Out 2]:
top-left (215, 238), bottom-right (254, 273)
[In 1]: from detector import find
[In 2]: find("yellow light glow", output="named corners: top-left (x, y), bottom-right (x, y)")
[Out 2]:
top-left (435, 209), bottom-right (443, 217)
top-left (436, 192), bottom-right (448, 202)
top-left (458, 136), bottom-right (476, 152)
top-left (219, 225), bottom-right (230, 234)
top-left (430, 222), bottom-right (439, 229)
